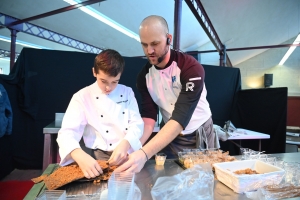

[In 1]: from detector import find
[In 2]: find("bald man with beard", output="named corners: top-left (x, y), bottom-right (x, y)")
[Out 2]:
top-left (113, 15), bottom-right (217, 173)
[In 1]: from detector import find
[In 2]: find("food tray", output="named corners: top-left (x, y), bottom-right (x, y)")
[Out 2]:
top-left (174, 159), bottom-right (187, 170)
top-left (213, 160), bottom-right (285, 193)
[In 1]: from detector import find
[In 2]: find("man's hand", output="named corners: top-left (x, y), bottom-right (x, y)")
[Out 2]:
top-left (114, 149), bottom-right (147, 173)
top-left (115, 120), bottom-right (182, 173)
top-left (71, 148), bottom-right (102, 179)
top-left (108, 139), bottom-right (130, 166)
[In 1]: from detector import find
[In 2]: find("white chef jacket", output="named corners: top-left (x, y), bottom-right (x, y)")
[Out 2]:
top-left (57, 82), bottom-right (144, 166)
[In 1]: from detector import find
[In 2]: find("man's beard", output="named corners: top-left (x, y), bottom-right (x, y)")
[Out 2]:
top-left (147, 54), bottom-right (158, 65)
top-left (147, 47), bottom-right (168, 65)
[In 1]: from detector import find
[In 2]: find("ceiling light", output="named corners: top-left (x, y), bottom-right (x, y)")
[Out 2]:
top-left (0, 35), bottom-right (50, 49)
top-left (63, 0), bottom-right (140, 42)
top-left (279, 33), bottom-right (300, 65)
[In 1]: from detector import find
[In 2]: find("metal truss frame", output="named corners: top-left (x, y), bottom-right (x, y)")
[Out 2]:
top-left (0, 13), bottom-right (103, 54)
top-left (185, 0), bottom-right (232, 67)
top-left (0, 49), bottom-right (19, 59)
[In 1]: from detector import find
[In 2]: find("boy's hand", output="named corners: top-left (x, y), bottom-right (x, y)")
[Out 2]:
top-left (71, 148), bottom-right (102, 179)
top-left (108, 140), bottom-right (130, 166)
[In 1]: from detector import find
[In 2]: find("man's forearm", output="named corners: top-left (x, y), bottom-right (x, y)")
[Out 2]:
top-left (142, 119), bottom-right (183, 158)
top-left (140, 118), bottom-right (156, 145)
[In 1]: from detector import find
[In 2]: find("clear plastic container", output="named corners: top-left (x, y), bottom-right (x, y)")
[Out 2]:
top-left (107, 172), bottom-right (135, 200)
top-left (155, 153), bottom-right (167, 166)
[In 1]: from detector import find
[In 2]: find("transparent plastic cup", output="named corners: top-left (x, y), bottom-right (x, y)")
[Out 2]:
top-left (108, 172), bottom-right (135, 200)
top-left (155, 153), bottom-right (167, 166)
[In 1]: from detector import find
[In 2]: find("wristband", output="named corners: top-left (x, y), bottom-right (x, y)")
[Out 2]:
top-left (140, 148), bottom-right (149, 161)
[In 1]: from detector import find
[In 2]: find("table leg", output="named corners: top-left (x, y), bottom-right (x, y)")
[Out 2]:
top-left (43, 134), bottom-right (51, 171)
top-left (43, 134), bottom-right (59, 171)
top-left (229, 140), bottom-right (242, 152)
top-left (50, 134), bottom-right (58, 164)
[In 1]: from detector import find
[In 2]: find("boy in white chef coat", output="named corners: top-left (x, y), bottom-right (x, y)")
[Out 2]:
top-left (57, 49), bottom-right (144, 179)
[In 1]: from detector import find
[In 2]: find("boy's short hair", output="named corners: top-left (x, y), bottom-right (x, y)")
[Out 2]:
top-left (93, 49), bottom-right (125, 77)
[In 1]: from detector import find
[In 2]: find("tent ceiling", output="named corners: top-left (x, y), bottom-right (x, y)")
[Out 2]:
top-left (0, 0), bottom-right (299, 66)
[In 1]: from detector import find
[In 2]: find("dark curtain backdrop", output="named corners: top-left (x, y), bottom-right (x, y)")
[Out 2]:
top-left (202, 64), bottom-right (241, 154)
top-left (0, 48), bottom-right (146, 176)
top-left (230, 88), bottom-right (287, 154)
top-left (202, 65), bottom-right (241, 126)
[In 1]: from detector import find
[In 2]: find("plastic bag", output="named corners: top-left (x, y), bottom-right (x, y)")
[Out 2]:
top-left (224, 120), bottom-right (237, 133)
top-left (151, 163), bottom-right (214, 200)
top-left (245, 183), bottom-right (300, 200)
top-left (213, 124), bottom-right (230, 141)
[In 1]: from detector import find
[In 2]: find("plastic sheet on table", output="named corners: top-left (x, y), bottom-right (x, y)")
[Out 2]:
top-left (36, 190), bottom-right (66, 200)
top-left (151, 163), bottom-right (214, 200)
top-left (245, 183), bottom-right (300, 200)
